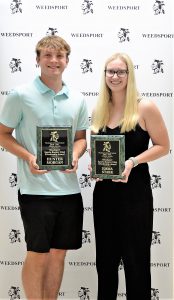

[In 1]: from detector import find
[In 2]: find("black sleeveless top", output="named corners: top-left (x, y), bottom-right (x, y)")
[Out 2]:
top-left (97, 124), bottom-right (151, 185)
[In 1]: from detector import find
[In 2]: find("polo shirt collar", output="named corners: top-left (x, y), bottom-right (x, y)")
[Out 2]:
top-left (34, 76), bottom-right (69, 97)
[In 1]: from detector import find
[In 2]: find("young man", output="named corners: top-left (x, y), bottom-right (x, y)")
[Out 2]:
top-left (0, 35), bottom-right (89, 299)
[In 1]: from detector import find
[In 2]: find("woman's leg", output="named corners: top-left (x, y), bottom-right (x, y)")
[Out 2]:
top-left (93, 184), bottom-right (122, 300)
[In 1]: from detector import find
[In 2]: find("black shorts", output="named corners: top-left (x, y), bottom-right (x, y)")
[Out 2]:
top-left (18, 191), bottom-right (84, 253)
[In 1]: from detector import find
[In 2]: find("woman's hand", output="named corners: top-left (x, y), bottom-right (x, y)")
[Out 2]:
top-left (112, 159), bottom-right (134, 183)
top-left (88, 164), bottom-right (103, 182)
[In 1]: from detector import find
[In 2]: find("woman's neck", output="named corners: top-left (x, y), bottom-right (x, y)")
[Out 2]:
top-left (110, 91), bottom-right (126, 110)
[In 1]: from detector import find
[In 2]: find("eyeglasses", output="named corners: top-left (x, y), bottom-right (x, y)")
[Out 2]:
top-left (104, 69), bottom-right (129, 78)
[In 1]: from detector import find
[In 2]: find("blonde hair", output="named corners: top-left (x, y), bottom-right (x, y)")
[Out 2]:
top-left (91, 53), bottom-right (140, 133)
top-left (35, 35), bottom-right (71, 58)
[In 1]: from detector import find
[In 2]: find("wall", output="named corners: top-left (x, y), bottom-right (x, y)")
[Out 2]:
top-left (0, 0), bottom-right (173, 299)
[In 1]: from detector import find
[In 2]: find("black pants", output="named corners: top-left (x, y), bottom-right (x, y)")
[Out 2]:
top-left (93, 180), bottom-right (153, 300)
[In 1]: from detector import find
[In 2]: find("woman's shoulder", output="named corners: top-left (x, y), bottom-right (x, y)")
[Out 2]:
top-left (138, 99), bottom-right (161, 123)
top-left (138, 97), bottom-right (157, 110)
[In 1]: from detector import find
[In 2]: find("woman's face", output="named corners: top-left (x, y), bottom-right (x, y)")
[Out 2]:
top-left (105, 57), bottom-right (128, 93)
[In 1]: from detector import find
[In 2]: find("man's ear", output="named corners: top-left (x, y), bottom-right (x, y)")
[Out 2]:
top-left (36, 56), bottom-right (40, 65)
top-left (66, 57), bottom-right (69, 64)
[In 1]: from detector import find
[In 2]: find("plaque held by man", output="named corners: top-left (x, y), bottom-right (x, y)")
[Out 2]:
top-left (91, 135), bottom-right (125, 179)
top-left (37, 126), bottom-right (72, 170)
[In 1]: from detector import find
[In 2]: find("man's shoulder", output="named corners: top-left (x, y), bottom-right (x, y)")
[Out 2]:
top-left (9, 81), bottom-right (34, 94)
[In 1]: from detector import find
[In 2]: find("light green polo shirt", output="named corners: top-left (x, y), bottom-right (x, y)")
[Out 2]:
top-left (0, 76), bottom-right (89, 195)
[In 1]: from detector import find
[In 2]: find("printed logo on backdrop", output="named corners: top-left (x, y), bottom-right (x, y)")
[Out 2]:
top-left (151, 288), bottom-right (159, 300)
top-left (108, 5), bottom-right (139, 11)
top-left (151, 262), bottom-right (170, 268)
top-left (151, 175), bottom-right (161, 189)
top-left (0, 91), bottom-right (9, 96)
top-left (85, 148), bottom-right (91, 155)
top-left (154, 207), bottom-right (171, 213)
top-left (0, 32), bottom-right (32, 37)
top-left (80, 59), bottom-right (93, 73)
top-left (79, 174), bottom-right (91, 188)
top-left (71, 33), bottom-right (103, 38)
top-left (152, 230), bottom-right (161, 245)
top-left (117, 293), bottom-right (127, 298)
top-left (0, 206), bottom-right (19, 211)
top-left (81, 92), bottom-right (99, 98)
top-left (78, 287), bottom-right (90, 300)
top-left (153, 0), bottom-right (165, 15)
top-left (9, 173), bottom-right (18, 187)
top-left (84, 206), bottom-right (93, 212)
top-left (10, 0), bottom-right (22, 14)
top-left (8, 286), bottom-right (20, 300)
top-left (58, 291), bottom-right (65, 297)
top-left (1, 146), bottom-right (7, 151)
top-left (46, 28), bottom-right (58, 36)
top-left (9, 229), bottom-right (21, 243)
top-left (9, 59), bottom-right (22, 73)
top-left (82, 230), bottom-right (91, 244)
top-left (118, 258), bottom-right (124, 271)
top-left (118, 28), bottom-right (130, 43)
top-left (81, 0), bottom-right (93, 14)
top-left (151, 59), bottom-right (164, 74)
top-left (35, 4), bottom-right (68, 10)
top-left (141, 92), bottom-right (173, 98)
top-left (142, 33), bottom-right (174, 39)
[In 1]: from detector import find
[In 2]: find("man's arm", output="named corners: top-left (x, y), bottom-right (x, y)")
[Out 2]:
top-left (0, 123), bottom-right (48, 174)
top-left (0, 123), bottom-right (32, 160)
top-left (73, 129), bottom-right (87, 160)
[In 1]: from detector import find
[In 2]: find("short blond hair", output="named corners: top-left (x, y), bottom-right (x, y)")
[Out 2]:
top-left (35, 35), bottom-right (71, 58)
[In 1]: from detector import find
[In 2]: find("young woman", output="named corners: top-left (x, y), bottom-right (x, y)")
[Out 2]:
top-left (90, 53), bottom-right (170, 300)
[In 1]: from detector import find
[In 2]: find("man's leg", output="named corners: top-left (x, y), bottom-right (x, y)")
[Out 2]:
top-left (22, 251), bottom-right (49, 299)
top-left (22, 249), bottom-right (67, 300)
top-left (43, 249), bottom-right (67, 299)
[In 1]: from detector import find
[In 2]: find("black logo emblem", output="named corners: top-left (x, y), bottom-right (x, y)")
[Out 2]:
top-left (0, 147), bottom-right (7, 152)
top-left (46, 28), bottom-right (58, 36)
top-left (9, 173), bottom-right (18, 187)
top-left (9, 229), bottom-right (21, 243)
top-left (80, 59), bottom-right (93, 73)
top-left (78, 287), bottom-right (90, 299)
top-left (118, 28), bottom-right (130, 42)
top-left (151, 175), bottom-right (161, 189)
top-left (10, 0), bottom-right (22, 14)
top-left (151, 59), bottom-right (164, 74)
top-left (153, 1), bottom-right (165, 15)
top-left (82, 230), bottom-right (91, 244)
top-left (118, 258), bottom-right (124, 271)
top-left (9, 58), bottom-right (22, 73)
top-left (8, 286), bottom-right (20, 300)
top-left (152, 231), bottom-right (161, 245)
top-left (81, 0), bottom-right (93, 14)
top-left (151, 288), bottom-right (159, 300)
top-left (79, 174), bottom-right (91, 188)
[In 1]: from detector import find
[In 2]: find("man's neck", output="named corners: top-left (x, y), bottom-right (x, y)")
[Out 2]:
top-left (40, 75), bottom-right (63, 94)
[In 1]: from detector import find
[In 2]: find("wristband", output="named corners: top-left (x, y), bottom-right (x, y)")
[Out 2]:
top-left (128, 157), bottom-right (139, 167)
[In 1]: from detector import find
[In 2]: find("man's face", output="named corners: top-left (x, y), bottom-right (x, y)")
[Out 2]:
top-left (37, 47), bottom-right (69, 79)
